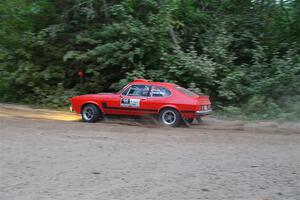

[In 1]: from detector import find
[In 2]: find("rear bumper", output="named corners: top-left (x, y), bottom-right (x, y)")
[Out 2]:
top-left (196, 109), bottom-right (212, 116)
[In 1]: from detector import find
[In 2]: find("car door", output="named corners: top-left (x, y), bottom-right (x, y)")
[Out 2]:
top-left (120, 84), bottom-right (153, 115)
top-left (105, 84), bottom-right (152, 116)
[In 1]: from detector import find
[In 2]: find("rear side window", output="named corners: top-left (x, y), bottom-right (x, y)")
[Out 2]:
top-left (150, 86), bottom-right (171, 97)
top-left (174, 86), bottom-right (198, 97)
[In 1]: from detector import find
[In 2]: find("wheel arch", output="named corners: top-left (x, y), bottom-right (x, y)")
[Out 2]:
top-left (158, 105), bottom-right (181, 114)
top-left (80, 101), bottom-right (102, 113)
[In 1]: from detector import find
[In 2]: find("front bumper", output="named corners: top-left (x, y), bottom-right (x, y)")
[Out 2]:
top-left (196, 109), bottom-right (212, 115)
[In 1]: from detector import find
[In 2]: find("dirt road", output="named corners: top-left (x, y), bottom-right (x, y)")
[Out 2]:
top-left (0, 104), bottom-right (299, 200)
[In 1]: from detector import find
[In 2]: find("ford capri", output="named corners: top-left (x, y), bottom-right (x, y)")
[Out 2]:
top-left (69, 79), bottom-right (212, 127)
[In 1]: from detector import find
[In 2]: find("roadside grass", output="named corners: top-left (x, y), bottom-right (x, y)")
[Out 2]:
top-left (213, 95), bottom-right (300, 122)
top-left (213, 109), bottom-right (300, 122)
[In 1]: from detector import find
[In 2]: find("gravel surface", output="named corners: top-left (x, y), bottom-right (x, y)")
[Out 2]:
top-left (0, 105), bottom-right (299, 200)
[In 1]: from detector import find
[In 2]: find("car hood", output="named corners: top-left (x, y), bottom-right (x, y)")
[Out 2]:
top-left (71, 93), bottom-right (117, 101)
top-left (97, 92), bottom-right (115, 95)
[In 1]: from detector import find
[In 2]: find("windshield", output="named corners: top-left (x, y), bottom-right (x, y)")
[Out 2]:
top-left (174, 86), bottom-right (198, 97)
top-left (117, 84), bottom-right (130, 94)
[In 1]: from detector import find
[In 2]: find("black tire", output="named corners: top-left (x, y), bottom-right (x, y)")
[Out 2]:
top-left (186, 118), bottom-right (194, 124)
top-left (196, 116), bottom-right (203, 123)
top-left (81, 104), bottom-right (101, 123)
top-left (159, 108), bottom-right (182, 127)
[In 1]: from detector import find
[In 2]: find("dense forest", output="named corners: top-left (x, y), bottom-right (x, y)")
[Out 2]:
top-left (0, 0), bottom-right (299, 120)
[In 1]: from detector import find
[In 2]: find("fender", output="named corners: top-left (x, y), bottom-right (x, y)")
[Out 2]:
top-left (158, 104), bottom-right (180, 113)
top-left (80, 101), bottom-right (103, 113)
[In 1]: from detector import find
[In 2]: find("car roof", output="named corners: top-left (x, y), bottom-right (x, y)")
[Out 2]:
top-left (131, 79), bottom-right (177, 88)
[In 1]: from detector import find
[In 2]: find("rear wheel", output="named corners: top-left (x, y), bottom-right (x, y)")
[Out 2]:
top-left (81, 104), bottom-right (101, 123)
top-left (159, 108), bottom-right (182, 127)
top-left (186, 118), bottom-right (194, 124)
top-left (196, 116), bottom-right (203, 123)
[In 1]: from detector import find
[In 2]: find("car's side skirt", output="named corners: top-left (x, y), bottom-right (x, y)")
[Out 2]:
top-left (102, 103), bottom-right (157, 113)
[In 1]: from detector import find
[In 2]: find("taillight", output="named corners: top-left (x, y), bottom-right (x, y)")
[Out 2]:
top-left (201, 105), bottom-right (211, 110)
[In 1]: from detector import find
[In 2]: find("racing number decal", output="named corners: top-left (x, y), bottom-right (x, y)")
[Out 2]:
top-left (121, 98), bottom-right (140, 108)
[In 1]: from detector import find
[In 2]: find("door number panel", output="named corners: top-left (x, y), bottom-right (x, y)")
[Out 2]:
top-left (121, 98), bottom-right (140, 108)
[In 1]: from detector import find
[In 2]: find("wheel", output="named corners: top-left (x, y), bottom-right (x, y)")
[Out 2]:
top-left (196, 116), bottom-right (203, 123)
top-left (186, 118), bottom-right (194, 124)
top-left (81, 104), bottom-right (101, 123)
top-left (159, 108), bottom-right (182, 127)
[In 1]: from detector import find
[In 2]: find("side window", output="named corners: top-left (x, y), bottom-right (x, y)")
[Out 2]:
top-left (150, 86), bottom-right (171, 97)
top-left (124, 85), bottom-right (151, 97)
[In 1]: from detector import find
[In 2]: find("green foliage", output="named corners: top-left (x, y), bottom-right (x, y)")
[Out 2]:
top-left (0, 0), bottom-right (299, 120)
top-left (218, 95), bottom-right (300, 121)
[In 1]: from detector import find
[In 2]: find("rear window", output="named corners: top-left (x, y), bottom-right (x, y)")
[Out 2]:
top-left (174, 86), bottom-right (198, 97)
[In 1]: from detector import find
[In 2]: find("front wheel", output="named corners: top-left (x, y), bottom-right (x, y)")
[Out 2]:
top-left (159, 108), bottom-right (182, 127)
top-left (81, 104), bottom-right (101, 123)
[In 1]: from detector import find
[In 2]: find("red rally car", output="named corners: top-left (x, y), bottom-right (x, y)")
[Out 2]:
top-left (70, 79), bottom-right (212, 127)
